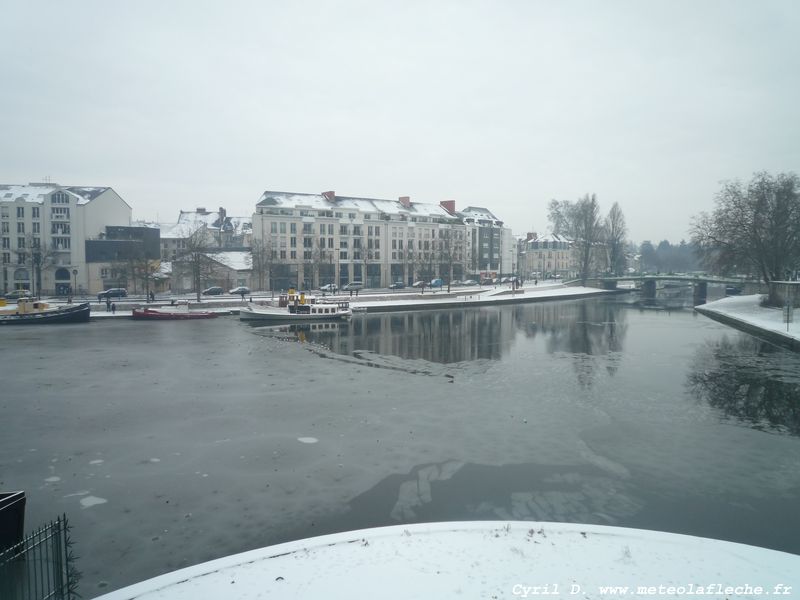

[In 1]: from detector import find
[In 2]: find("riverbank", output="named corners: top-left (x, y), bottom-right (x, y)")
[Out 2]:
top-left (695, 294), bottom-right (800, 351)
top-left (87, 283), bottom-right (616, 318)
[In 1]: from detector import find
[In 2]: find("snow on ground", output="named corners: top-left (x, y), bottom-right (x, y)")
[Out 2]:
top-left (697, 294), bottom-right (799, 342)
top-left (93, 521), bottom-right (800, 600)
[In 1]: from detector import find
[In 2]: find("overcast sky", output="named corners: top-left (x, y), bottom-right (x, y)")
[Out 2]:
top-left (2, 1), bottom-right (798, 243)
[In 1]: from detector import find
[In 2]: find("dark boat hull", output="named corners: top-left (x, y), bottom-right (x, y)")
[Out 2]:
top-left (0, 302), bottom-right (91, 325)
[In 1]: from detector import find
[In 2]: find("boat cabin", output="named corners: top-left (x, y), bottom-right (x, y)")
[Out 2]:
top-left (0, 297), bottom-right (49, 315)
top-left (287, 301), bottom-right (349, 315)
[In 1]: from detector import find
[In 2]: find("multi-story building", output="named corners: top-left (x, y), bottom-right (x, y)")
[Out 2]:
top-left (522, 233), bottom-right (577, 279)
top-left (0, 183), bottom-right (131, 295)
top-left (251, 190), bottom-right (515, 291)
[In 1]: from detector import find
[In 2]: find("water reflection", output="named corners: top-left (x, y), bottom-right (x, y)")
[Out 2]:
top-left (345, 460), bottom-right (643, 528)
top-left (686, 336), bottom-right (800, 435)
top-left (527, 301), bottom-right (628, 386)
top-left (257, 300), bottom-right (628, 374)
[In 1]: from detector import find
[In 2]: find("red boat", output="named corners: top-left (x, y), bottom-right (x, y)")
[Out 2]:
top-left (132, 307), bottom-right (219, 320)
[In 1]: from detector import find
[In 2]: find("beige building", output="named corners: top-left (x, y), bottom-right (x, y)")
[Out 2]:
top-left (251, 190), bottom-right (515, 290)
top-left (1, 183), bottom-right (131, 295)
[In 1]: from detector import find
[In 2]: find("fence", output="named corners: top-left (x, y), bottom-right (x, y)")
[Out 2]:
top-left (0, 515), bottom-right (80, 600)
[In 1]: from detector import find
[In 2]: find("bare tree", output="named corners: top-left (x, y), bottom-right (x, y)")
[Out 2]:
top-left (175, 228), bottom-right (219, 301)
top-left (438, 228), bottom-right (464, 292)
top-left (549, 194), bottom-right (603, 285)
top-left (16, 234), bottom-right (56, 298)
top-left (251, 237), bottom-right (275, 292)
top-left (605, 202), bottom-right (628, 276)
top-left (692, 171), bottom-right (800, 304)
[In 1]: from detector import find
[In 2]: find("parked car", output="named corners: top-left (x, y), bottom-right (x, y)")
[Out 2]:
top-left (5, 289), bottom-right (32, 300)
top-left (202, 286), bottom-right (224, 295)
top-left (388, 281), bottom-right (405, 289)
top-left (450, 280), bottom-right (463, 287)
top-left (430, 278), bottom-right (443, 288)
top-left (320, 283), bottom-right (338, 292)
top-left (411, 281), bottom-right (426, 288)
top-left (229, 286), bottom-right (251, 296)
top-left (480, 278), bottom-right (493, 285)
top-left (98, 288), bottom-right (127, 301)
top-left (343, 281), bottom-right (363, 291)
top-left (462, 279), bottom-right (477, 286)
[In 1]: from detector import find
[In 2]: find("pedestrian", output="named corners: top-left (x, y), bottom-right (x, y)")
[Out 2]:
top-left (149, 291), bottom-right (155, 302)
top-left (111, 302), bottom-right (116, 314)
top-left (535, 278), bottom-right (538, 286)
top-left (240, 291), bottom-right (246, 301)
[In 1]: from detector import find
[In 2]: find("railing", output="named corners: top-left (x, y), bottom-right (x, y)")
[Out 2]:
top-left (0, 515), bottom-right (80, 600)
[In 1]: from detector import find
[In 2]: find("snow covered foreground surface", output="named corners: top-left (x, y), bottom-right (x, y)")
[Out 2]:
top-left (93, 521), bottom-right (799, 599)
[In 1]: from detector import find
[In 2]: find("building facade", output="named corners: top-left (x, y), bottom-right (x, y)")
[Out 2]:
top-left (522, 233), bottom-right (577, 279)
top-left (251, 191), bottom-right (515, 291)
top-left (0, 183), bottom-right (131, 295)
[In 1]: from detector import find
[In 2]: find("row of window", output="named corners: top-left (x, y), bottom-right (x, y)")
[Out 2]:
top-left (2, 206), bottom-right (43, 219)
top-left (0, 206), bottom-right (70, 219)
top-left (260, 207), bottom-right (449, 225)
top-left (1, 237), bottom-right (70, 250)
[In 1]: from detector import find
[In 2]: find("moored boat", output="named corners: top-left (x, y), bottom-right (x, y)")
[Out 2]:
top-left (132, 307), bottom-right (219, 320)
top-left (240, 300), bottom-right (352, 322)
top-left (0, 298), bottom-right (91, 325)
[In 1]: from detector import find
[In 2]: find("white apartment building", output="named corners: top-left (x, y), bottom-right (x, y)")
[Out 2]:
top-left (251, 190), bottom-right (515, 290)
top-left (0, 183), bottom-right (131, 295)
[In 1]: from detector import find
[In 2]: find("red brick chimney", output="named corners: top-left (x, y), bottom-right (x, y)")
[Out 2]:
top-left (399, 196), bottom-right (411, 209)
top-left (322, 191), bottom-right (336, 202)
top-left (440, 200), bottom-right (456, 214)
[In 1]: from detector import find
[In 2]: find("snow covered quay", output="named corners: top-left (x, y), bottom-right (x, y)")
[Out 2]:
top-left (695, 294), bottom-right (800, 351)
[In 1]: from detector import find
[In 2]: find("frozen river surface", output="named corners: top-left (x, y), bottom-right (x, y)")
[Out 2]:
top-left (2, 296), bottom-right (800, 595)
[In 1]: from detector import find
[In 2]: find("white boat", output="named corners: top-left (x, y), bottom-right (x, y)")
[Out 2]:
top-left (240, 300), bottom-right (352, 322)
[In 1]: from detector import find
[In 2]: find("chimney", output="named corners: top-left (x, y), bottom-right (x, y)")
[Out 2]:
top-left (219, 207), bottom-right (226, 220)
top-left (322, 191), bottom-right (336, 202)
top-left (526, 232), bottom-right (537, 242)
top-left (440, 200), bottom-right (456, 214)
top-left (196, 207), bottom-right (207, 214)
top-left (399, 196), bottom-right (411, 209)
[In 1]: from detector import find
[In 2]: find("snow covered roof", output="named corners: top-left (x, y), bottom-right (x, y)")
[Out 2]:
top-left (458, 206), bottom-right (499, 222)
top-left (206, 251), bottom-right (252, 271)
top-left (160, 210), bottom-right (251, 239)
top-left (0, 183), bottom-right (112, 205)
top-left (257, 191), bottom-right (456, 220)
top-left (532, 233), bottom-right (572, 244)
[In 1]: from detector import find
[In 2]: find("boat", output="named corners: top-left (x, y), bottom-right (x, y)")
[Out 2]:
top-left (240, 300), bottom-right (352, 322)
top-left (132, 306), bottom-right (219, 320)
top-left (0, 298), bottom-right (91, 325)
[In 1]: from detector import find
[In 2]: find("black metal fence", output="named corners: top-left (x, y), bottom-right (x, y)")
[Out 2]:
top-left (0, 514), bottom-right (80, 600)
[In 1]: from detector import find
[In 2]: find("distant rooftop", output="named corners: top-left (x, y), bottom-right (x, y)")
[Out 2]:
top-left (257, 190), bottom-right (458, 220)
top-left (0, 183), bottom-right (114, 205)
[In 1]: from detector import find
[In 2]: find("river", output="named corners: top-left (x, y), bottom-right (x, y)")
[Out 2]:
top-left (1, 294), bottom-right (799, 595)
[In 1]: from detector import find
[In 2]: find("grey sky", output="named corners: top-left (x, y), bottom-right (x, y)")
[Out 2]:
top-left (2, 0), bottom-right (798, 243)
